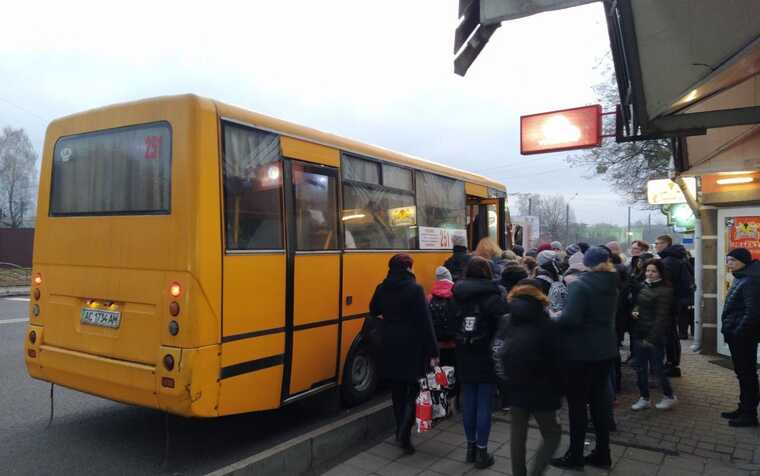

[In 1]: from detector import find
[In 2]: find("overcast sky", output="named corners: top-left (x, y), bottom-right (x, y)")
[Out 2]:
top-left (0, 0), bottom-right (664, 225)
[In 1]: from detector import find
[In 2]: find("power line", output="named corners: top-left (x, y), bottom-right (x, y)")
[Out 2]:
top-left (0, 97), bottom-right (49, 124)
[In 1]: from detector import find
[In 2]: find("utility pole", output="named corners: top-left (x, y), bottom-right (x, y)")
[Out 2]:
top-left (647, 213), bottom-right (652, 242)
top-left (528, 197), bottom-right (533, 216)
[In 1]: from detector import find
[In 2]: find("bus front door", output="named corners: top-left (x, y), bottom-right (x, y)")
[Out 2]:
top-left (283, 161), bottom-right (342, 400)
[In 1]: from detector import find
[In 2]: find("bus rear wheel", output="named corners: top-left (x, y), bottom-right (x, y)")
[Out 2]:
top-left (341, 346), bottom-right (377, 407)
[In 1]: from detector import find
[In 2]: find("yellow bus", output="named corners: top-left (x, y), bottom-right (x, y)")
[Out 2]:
top-left (25, 95), bottom-right (508, 417)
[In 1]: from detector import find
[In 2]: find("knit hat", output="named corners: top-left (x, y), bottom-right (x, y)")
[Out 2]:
top-left (435, 266), bottom-right (453, 281)
top-left (577, 242), bottom-right (590, 254)
top-left (389, 253), bottom-right (413, 271)
top-left (537, 250), bottom-right (558, 267)
top-left (727, 248), bottom-right (753, 266)
top-left (550, 241), bottom-right (562, 250)
top-left (583, 246), bottom-right (610, 269)
top-left (452, 234), bottom-right (466, 247)
top-left (512, 244), bottom-right (525, 257)
top-left (565, 243), bottom-right (581, 256)
top-left (567, 251), bottom-right (587, 272)
top-left (537, 243), bottom-right (552, 253)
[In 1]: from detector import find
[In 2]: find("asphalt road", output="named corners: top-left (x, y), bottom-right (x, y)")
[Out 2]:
top-left (0, 297), bottom-right (385, 475)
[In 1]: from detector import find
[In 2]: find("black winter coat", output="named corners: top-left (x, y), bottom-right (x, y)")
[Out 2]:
top-left (722, 261), bottom-right (760, 341)
top-left (660, 245), bottom-right (693, 306)
top-left (444, 246), bottom-right (472, 282)
top-left (453, 278), bottom-right (509, 384)
top-left (492, 285), bottom-right (561, 411)
top-left (556, 270), bottom-right (619, 362)
top-left (631, 280), bottom-right (673, 344)
top-left (369, 270), bottom-right (439, 382)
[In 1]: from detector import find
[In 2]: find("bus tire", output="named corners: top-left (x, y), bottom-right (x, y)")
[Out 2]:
top-left (341, 344), bottom-right (377, 407)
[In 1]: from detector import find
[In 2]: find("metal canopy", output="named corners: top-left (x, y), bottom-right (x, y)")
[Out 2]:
top-left (608, 0), bottom-right (760, 140)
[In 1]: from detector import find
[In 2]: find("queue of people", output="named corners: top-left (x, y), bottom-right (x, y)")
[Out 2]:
top-left (367, 234), bottom-right (758, 474)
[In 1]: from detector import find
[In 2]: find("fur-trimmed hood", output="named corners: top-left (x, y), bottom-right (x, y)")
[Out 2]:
top-left (508, 284), bottom-right (550, 324)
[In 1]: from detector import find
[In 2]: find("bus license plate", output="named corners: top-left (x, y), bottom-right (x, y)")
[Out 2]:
top-left (81, 308), bottom-right (121, 329)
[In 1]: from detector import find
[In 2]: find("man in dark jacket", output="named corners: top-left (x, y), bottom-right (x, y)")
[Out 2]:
top-left (493, 284), bottom-right (561, 476)
top-left (369, 254), bottom-right (439, 453)
top-left (656, 235), bottom-right (694, 376)
top-left (444, 234), bottom-right (471, 282)
top-left (552, 247), bottom-right (618, 470)
top-left (720, 248), bottom-right (760, 427)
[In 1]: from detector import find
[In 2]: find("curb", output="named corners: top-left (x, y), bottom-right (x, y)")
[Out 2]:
top-left (0, 287), bottom-right (29, 297)
top-left (205, 400), bottom-right (394, 476)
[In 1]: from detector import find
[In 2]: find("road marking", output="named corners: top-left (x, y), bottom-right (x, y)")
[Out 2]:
top-left (5, 297), bottom-right (30, 302)
top-left (0, 318), bottom-right (28, 325)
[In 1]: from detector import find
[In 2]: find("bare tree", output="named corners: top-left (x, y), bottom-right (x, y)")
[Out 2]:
top-left (569, 58), bottom-right (671, 203)
top-left (0, 127), bottom-right (37, 228)
top-left (514, 193), bottom-right (576, 244)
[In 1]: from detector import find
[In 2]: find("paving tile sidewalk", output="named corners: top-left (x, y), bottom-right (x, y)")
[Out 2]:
top-left (321, 342), bottom-right (760, 475)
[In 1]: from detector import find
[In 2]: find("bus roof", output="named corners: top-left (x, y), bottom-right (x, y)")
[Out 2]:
top-left (51, 94), bottom-right (506, 192)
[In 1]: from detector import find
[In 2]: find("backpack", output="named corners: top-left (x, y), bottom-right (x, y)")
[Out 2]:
top-left (456, 303), bottom-right (489, 346)
top-left (429, 295), bottom-right (455, 340)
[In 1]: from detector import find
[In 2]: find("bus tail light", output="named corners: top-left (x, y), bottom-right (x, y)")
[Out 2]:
top-left (33, 273), bottom-right (43, 286)
top-left (169, 283), bottom-right (182, 298)
top-left (168, 320), bottom-right (180, 336)
top-left (28, 349), bottom-right (37, 358)
top-left (33, 288), bottom-right (40, 300)
top-left (161, 377), bottom-right (175, 389)
top-left (29, 330), bottom-right (37, 344)
top-left (169, 301), bottom-right (180, 316)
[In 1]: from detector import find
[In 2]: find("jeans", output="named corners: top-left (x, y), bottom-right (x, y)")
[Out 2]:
top-left (462, 383), bottom-right (495, 448)
top-left (510, 408), bottom-right (561, 476)
top-left (633, 339), bottom-right (673, 399)
top-left (564, 360), bottom-right (613, 458)
top-left (727, 337), bottom-right (760, 416)
top-left (390, 381), bottom-right (419, 445)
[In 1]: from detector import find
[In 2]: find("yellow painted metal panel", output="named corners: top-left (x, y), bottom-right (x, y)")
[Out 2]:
top-left (281, 136), bottom-right (340, 167)
top-left (221, 333), bottom-right (285, 368)
top-left (223, 254), bottom-right (286, 337)
top-left (294, 255), bottom-right (340, 326)
top-left (290, 324), bottom-right (338, 394)
top-left (219, 366), bottom-right (284, 415)
top-left (465, 182), bottom-right (488, 198)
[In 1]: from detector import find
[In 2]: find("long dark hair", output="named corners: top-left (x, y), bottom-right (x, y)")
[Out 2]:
top-left (642, 258), bottom-right (671, 287)
top-left (466, 256), bottom-right (493, 280)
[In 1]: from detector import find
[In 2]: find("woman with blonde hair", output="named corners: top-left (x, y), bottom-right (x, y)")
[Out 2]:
top-left (475, 237), bottom-right (504, 279)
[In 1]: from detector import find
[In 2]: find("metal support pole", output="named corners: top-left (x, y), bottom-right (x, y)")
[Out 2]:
top-left (627, 206), bottom-right (631, 243)
top-left (675, 176), bottom-right (703, 352)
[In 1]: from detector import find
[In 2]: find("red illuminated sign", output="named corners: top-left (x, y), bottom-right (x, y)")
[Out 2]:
top-left (520, 104), bottom-right (602, 155)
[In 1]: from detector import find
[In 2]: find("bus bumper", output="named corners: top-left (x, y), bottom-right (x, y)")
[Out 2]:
top-left (24, 325), bottom-right (220, 417)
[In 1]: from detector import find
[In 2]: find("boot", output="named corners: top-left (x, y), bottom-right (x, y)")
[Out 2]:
top-left (550, 452), bottom-right (584, 470)
top-left (465, 442), bottom-right (476, 463)
top-left (721, 406), bottom-right (742, 420)
top-left (585, 448), bottom-right (612, 469)
top-left (729, 414), bottom-right (759, 428)
top-left (474, 446), bottom-right (494, 469)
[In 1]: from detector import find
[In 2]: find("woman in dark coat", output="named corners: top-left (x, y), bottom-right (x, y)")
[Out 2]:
top-left (369, 254), bottom-right (438, 454)
top-left (453, 256), bottom-right (509, 469)
top-left (493, 284), bottom-right (561, 476)
top-left (551, 247), bottom-right (619, 471)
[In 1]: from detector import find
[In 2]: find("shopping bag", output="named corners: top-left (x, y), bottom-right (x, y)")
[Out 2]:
top-left (434, 366), bottom-right (449, 388)
top-left (441, 366), bottom-right (456, 387)
top-left (415, 379), bottom-right (433, 433)
top-left (431, 389), bottom-right (449, 419)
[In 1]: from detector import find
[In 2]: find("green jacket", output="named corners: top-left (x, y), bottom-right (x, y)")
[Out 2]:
top-left (556, 270), bottom-right (619, 362)
top-left (631, 280), bottom-right (673, 344)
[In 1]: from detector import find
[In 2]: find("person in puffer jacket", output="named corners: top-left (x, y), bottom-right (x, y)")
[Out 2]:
top-left (493, 284), bottom-right (561, 476)
top-left (720, 248), bottom-right (760, 427)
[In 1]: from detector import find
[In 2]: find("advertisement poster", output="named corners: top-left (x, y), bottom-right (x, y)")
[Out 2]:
top-left (388, 206), bottom-right (417, 227)
top-left (419, 227), bottom-right (467, 250)
top-left (726, 216), bottom-right (760, 260)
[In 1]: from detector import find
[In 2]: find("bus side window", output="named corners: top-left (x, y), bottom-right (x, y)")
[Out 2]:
top-left (293, 164), bottom-right (338, 251)
top-left (222, 123), bottom-right (284, 250)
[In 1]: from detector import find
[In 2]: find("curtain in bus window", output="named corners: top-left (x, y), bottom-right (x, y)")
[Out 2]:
top-left (415, 172), bottom-right (465, 229)
top-left (222, 124), bottom-right (283, 250)
top-left (50, 123), bottom-right (171, 215)
top-left (342, 182), bottom-right (417, 249)
top-left (382, 164), bottom-right (413, 191)
top-left (342, 156), bottom-right (379, 184)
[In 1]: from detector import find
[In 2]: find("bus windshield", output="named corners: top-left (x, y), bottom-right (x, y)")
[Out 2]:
top-left (50, 122), bottom-right (172, 216)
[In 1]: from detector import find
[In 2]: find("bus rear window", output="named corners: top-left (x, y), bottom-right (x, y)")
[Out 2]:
top-left (50, 122), bottom-right (171, 216)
